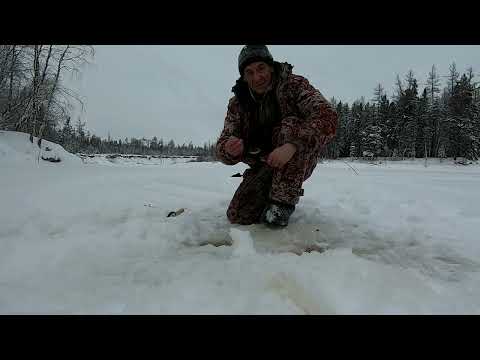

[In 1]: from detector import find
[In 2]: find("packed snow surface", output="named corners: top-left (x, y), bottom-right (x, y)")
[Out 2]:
top-left (1, 130), bottom-right (480, 314)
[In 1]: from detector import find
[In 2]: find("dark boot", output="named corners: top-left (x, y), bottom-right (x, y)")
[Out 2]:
top-left (261, 200), bottom-right (295, 227)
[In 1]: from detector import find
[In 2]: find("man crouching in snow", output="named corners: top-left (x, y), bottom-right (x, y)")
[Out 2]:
top-left (216, 45), bottom-right (338, 227)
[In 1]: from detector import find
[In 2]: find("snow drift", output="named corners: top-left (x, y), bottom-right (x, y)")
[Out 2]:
top-left (0, 130), bottom-right (82, 165)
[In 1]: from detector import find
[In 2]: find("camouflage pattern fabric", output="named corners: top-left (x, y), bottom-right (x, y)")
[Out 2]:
top-left (226, 142), bottom-right (320, 225)
top-left (217, 62), bottom-right (338, 225)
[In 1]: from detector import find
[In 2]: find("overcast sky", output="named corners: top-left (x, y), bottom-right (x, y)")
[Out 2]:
top-left (67, 45), bottom-right (480, 145)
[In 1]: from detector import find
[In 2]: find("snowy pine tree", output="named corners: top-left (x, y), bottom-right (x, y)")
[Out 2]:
top-left (361, 124), bottom-right (383, 158)
top-left (397, 71), bottom-right (419, 158)
top-left (348, 101), bottom-right (364, 157)
top-left (446, 73), bottom-right (479, 160)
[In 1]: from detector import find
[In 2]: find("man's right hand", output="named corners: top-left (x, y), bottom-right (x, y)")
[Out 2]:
top-left (225, 136), bottom-right (244, 158)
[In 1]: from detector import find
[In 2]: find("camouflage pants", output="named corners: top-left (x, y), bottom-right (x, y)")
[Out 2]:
top-left (226, 144), bottom-right (320, 225)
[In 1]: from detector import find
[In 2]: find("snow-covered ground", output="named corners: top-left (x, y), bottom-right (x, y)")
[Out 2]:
top-left (1, 130), bottom-right (480, 314)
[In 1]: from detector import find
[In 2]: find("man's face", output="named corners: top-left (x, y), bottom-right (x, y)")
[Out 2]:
top-left (243, 61), bottom-right (273, 94)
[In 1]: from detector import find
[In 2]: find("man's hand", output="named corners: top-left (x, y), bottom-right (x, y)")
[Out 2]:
top-left (225, 136), bottom-right (244, 158)
top-left (266, 143), bottom-right (297, 168)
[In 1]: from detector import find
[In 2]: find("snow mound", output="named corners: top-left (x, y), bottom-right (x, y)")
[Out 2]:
top-left (230, 228), bottom-right (256, 258)
top-left (0, 130), bottom-right (82, 165)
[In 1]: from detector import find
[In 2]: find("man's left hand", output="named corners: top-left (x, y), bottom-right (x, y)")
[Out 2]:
top-left (266, 143), bottom-right (297, 168)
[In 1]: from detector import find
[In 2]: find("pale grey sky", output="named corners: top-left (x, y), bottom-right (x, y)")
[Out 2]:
top-left (68, 45), bottom-right (480, 145)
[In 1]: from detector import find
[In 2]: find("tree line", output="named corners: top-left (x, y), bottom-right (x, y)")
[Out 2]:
top-left (56, 117), bottom-right (216, 158)
top-left (324, 63), bottom-right (480, 161)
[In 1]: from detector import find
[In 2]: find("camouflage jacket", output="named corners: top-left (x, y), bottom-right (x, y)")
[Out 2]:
top-left (215, 61), bottom-right (338, 166)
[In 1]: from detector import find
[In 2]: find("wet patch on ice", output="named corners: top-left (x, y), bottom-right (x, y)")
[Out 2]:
top-left (176, 202), bottom-right (480, 285)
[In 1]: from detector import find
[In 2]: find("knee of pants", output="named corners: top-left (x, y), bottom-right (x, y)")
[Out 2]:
top-left (226, 206), bottom-right (237, 224)
top-left (226, 206), bottom-right (260, 225)
top-left (226, 195), bottom-right (267, 225)
top-left (285, 148), bottom-right (319, 180)
top-left (226, 201), bottom-right (249, 224)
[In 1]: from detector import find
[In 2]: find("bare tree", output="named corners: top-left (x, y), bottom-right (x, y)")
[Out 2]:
top-left (373, 83), bottom-right (385, 104)
top-left (0, 45), bottom-right (94, 154)
top-left (41, 46), bottom-right (94, 136)
top-left (466, 66), bottom-right (474, 83)
top-left (0, 45), bottom-right (27, 128)
top-left (393, 74), bottom-right (404, 101)
top-left (405, 69), bottom-right (416, 89)
top-left (447, 62), bottom-right (459, 94)
top-left (426, 65), bottom-right (441, 103)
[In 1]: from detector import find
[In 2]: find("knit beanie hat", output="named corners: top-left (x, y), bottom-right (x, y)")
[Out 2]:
top-left (238, 45), bottom-right (274, 75)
